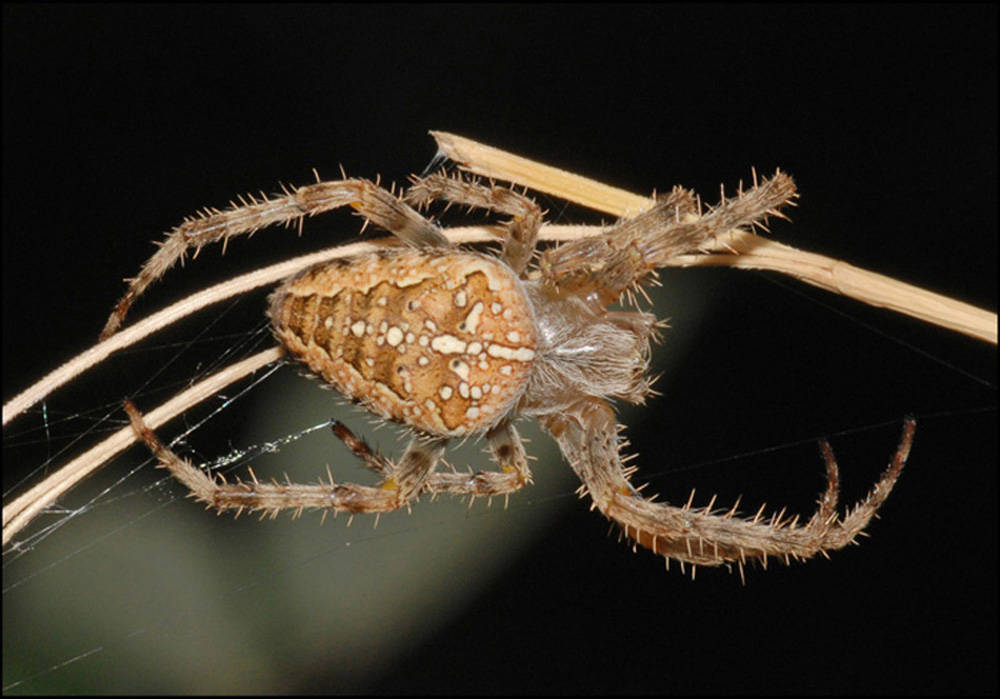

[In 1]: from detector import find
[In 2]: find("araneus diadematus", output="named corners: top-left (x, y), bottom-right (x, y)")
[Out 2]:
top-left (115, 162), bottom-right (914, 578)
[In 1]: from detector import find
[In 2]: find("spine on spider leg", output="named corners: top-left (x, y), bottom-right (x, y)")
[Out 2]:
top-left (539, 186), bottom-right (698, 295)
top-left (405, 172), bottom-right (542, 272)
top-left (540, 173), bottom-right (797, 305)
top-left (543, 399), bottom-right (913, 572)
top-left (124, 400), bottom-right (405, 516)
top-left (100, 179), bottom-right (375, 340)
top-left (634, 171), bottom-right (798, 267)
top-left (608, 172), bottom-right (797, 304)
top-left (208, 479), bottom-right (403, 517)
top-left (124, 399), bottom-right (220, 503)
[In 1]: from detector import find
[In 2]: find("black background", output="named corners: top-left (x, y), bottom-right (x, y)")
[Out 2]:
top-left (3, 6), bottom-right (996, 694)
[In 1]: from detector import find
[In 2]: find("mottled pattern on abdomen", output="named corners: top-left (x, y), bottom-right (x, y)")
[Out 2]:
top-left (269, 250), bottom-right (536, 437)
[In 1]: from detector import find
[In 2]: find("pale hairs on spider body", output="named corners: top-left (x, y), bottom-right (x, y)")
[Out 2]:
top-left (117, 164), bottom-right (914, 578)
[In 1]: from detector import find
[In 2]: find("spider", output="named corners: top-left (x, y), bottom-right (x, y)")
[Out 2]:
top-left (116, 167), bottom-right (915, 576)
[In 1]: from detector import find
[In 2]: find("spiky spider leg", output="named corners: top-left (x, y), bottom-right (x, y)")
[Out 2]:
top-left (103, 178), bottom-right (449, 340)
top-left (405, 173), bottom-right (542, 275)
top-left (423, 420), bottom-right (534, 500)
top-left (126, 401), bottom-right (535, 517)
top-left (125, 400), bottom-right (444, 516)
top-left (330, 418), bottom-right (534, 500)
top-left (330, 420), bottom-right (393, 479)
top-left (541, 171), bottom-right (797, 306)
top-left (543, 398), bottom-right (914, 573)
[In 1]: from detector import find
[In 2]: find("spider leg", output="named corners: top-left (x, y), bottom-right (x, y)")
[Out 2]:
top-left (542, 172), bottom-right (797, 306)
top-left (329, 420), bottom-right (393, 478)
top-left (542, 398), bottom-right (913, 571)
top-left (125, 400), bottom-right (445, 516)
top-left (422, 419), bottom-right (534, 499)
top-left (102, 178), bottom-right (448, 340)
top-left (405, 173), bottom-right (542, 275)
top-left (279, 413), bottom-right (534, 503)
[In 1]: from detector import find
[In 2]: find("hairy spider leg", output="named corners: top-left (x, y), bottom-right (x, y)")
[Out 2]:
top-left (543, 398), bottom-right (914, 573)
top-left (405, 173), bottom-right (543, 276)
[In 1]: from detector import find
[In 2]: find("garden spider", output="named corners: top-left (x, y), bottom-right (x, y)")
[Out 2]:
top-left (117, 166), bottom-right (914, 576)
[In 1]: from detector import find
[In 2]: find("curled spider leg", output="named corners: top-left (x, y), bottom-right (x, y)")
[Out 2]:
top-left (124, 400), bottom-right (445, 516)
top-left (542, 398), bottom-right (913, 571)
top-left (103, 178), bottom-right (448, 339)
top-left (421, 419), bottom-right (534, 500)
top-left (405, 172), bottom-right (542, 275)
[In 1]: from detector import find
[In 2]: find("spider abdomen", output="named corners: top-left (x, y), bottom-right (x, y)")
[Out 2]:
top-left (269, 250), bottom-right (537, 437)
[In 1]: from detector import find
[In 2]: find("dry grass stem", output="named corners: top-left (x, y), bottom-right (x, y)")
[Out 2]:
top-left (3, 348), bottom-right (282, 548)
top-left (434, 131), bottom-right (996, 344)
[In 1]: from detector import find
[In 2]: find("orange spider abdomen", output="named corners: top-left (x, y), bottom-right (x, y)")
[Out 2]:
top-left (269, 250), bottom-right (537, 437)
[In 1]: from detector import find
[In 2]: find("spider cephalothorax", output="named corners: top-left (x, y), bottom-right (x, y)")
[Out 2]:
top-left (119, 167), bottom-right (913, 577)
